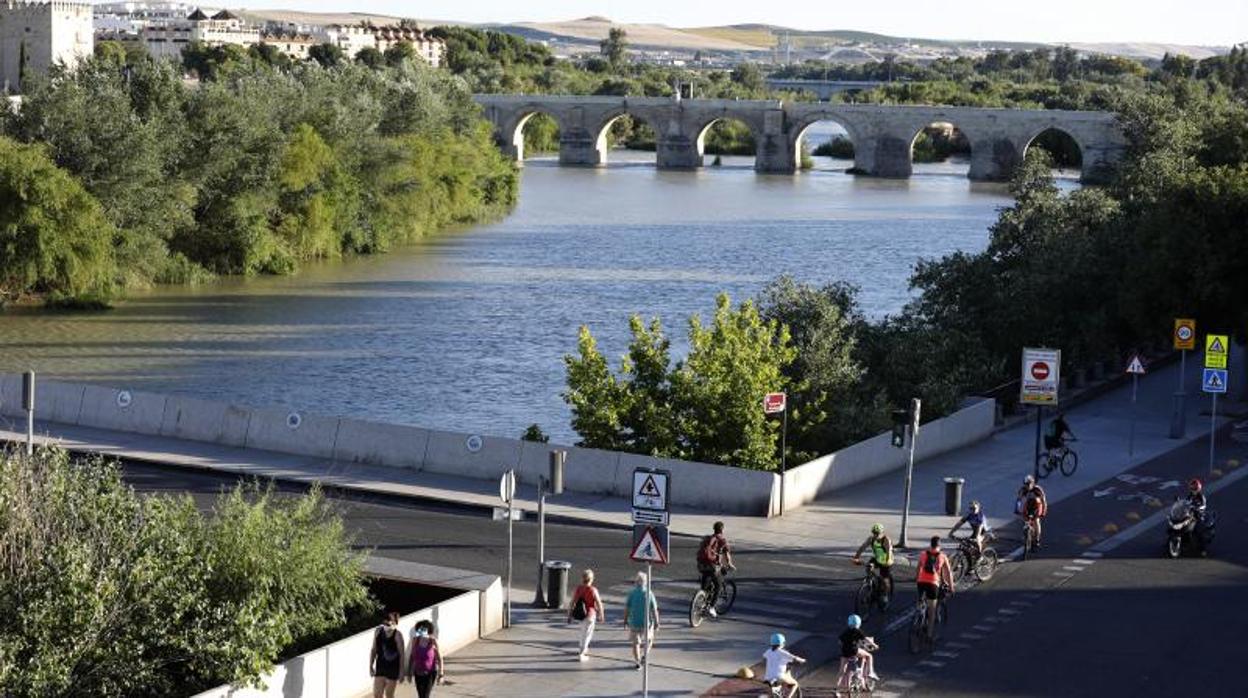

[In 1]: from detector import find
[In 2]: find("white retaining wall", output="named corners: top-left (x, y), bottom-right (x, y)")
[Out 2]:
top-left (190, 590), bottom-right (482, 698)
top-left (781, 397), bottom-right (997, 512)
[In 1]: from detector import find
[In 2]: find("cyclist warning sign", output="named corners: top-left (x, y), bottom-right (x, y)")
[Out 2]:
top-left (1174, 319), bottom-right (1196, 351)
top-left (1126, 355), bottom-right (1146, 375)
top-left (1205, 334), bottom-right (1228, 369)
top-left (632, 469), bottom-right (670, 511)
top-left (630, 524), bottom-right (669, 564)
top-left (1020, 347), bottom-right (1061, 406)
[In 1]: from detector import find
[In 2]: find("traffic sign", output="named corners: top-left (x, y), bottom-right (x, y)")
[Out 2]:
top-left (1174, 319), bottom-right (1196, 351)
top-left (631, 508), bottom-right (670, 526)
top-left (1203, 369), bottom-right (1228, 394)
top-left (499, 470), bottom-right (516, 504)
top-left (1020, 347), bottom-right (1061, 405)
top-left (763, 392), bottom-right (787, 414)
top-left (630, 524), bottom-right (669, 564)
top-left (1126, 355), bottom-right (1146, 375)
top-left (1205, 334), bottom-right (1228, 369)
top-left (632, 469), bottom-right (670, 511)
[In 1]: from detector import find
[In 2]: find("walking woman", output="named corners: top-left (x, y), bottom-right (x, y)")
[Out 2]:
top-left (407, 619), bottom-right (444, 698)
top-left (370, 611), bottom-right (405, 698)
top-left (567, 568), bottom-right (605, 661)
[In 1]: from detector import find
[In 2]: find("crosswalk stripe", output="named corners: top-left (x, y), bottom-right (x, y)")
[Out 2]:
top-left (918, 660), bottom-right (945, 669)
top-left (1071, 559), bottom-right (1095, 565)
top-left (1062, 565), bottom-right (1085, 572)
top-left (972, 625), bottom-right (993, 632)
top-left (933, 650), bottom-right (959, 658)
top-left (946, 642), bottom-right (972, 649)
top-left (1081, 551), bottom-right (1104, 559)
top-left (959, 633), bottom-right (984, 640)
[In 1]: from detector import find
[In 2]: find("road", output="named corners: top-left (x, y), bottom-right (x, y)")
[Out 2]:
top-left (798, 424), bottom-right (1248, 698)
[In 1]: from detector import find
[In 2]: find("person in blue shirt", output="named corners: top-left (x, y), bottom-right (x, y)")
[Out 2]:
top-left (623, 571), bottom-right (661, 670)
top-left (948, 500), bottom-right (990, 555)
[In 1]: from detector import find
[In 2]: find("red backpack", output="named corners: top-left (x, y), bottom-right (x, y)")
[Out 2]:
top-left (697, 535), bottom-right (720, 565)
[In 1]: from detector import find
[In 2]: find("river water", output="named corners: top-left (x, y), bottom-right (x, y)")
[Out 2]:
top-left (0, 150), bottom-right (1038, 442)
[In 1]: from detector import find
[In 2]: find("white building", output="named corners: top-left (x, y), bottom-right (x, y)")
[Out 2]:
top-left (372, 25), bottom-right (444, 67)
top-left (0, 0), bottom-right (93, 92)
top-left (93, 1), bottom-right (200, 38)
top-left (313, 23), bottom-right (373, 59)
top-left (142, 8), bottom-right (257, 60)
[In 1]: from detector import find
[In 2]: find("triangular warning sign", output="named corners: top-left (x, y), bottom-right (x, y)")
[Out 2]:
top-left (631, 527), bottom-right (668, 563)
top-left (1126, 356), bottom-right (1146, 375)
top-left (1209, 337), bottom-right (1225, 353)
top-left (638, 475), bottom-right (661, 498)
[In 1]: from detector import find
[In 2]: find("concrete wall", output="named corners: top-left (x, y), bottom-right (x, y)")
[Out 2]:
top-left (189, 589), bottom-right (482, 698)
top-left (781, 397), bottom-right (997, 512)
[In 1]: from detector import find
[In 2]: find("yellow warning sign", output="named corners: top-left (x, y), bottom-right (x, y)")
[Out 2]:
top-left (1205, 334), bottom-right (1228, 369)
top-left (1173, 318), bottom-right (1196, 351)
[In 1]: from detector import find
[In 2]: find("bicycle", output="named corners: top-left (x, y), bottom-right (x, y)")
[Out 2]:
top-left (835, 637), bottom-right (879, 697)
top-left (1036, 438), bottom-right (1078, 479)
top-left (908, 585), bottom-right (949, 654)
top-left (1021, 515), bottom-right (1041, 559)
top-left (948, 534), bottom-right (999, 583)
top-left (688, 567), bottom-right (736, 628)
top-left (851, 559), bottom-right (891, 619)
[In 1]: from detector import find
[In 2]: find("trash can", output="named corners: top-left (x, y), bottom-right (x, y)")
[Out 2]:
top-left (944, 477), bottom-right (964, 516)
top-left (545, 560), bottom-right (572, 609)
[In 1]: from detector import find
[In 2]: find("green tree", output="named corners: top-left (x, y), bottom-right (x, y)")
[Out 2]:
top-left (308, 42), bottom-right (345, 68)
top-left (384, 41), bottom-right (416, 67)
top-left (355, 46), bottom-right (384, 68)
top-left (600, 27), bottom-right (628, 68)
top-left (730, 62), bottom-right (765, 92)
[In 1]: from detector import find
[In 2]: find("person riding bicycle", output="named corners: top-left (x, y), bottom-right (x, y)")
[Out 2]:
top-left (948, 501), bottom-right (990, 555)
top-left (762, 632), bottom-right (805, 698)
top-left (696, 521), bottom-right (735, 618)
top-left (1016, 474), bottom-right (1048, 548)
top-left (837, 614), bottom-right (879, 689)
top-left (914, 536), bottom-right (955, 637)
top-left (852, 523), bottom-right (895, 604)
top-left (1044, 410), bottom-right (1075, 456)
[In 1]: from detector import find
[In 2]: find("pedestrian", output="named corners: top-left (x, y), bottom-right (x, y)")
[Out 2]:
top-left (623, 571), bottom-right (660, 670)
top-left (567, 568), bottom-right (606, 661)
top-left (407, 619), bottom-right (443, 698)
top-left (370, 611), bottom-right (405, 698)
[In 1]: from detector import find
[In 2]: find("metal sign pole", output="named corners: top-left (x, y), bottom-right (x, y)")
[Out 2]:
top-left (1033, 405), bottom-right (1044, 482)
top-left (1209, 393), bottom-right (1217, 474)
top-left (505, 471), bottom-right (514, 628)
top-left (534, 478), bottom-right (547, 607)
top-left (642, 562), bottom-right (652, 698)
top-left (23, 370), bottom-right (35, 456)
top-left (1171, 350), bottom-right (1188, 439)
top-left (1129, 373), bottom-right (1138, 457)
top-left (779, 406), bottom-right (788, 516)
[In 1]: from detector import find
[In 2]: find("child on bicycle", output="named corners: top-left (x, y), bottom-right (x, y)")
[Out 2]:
top-left (837, 614), bottom-right (879, 689)
top-left (763, 632), bottom-right (805, 698)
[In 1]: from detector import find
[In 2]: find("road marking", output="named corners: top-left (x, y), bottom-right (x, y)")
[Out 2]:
top-left (1009, 600), bottom-right (1033, 607)
top-left (997, 608), bottom-right (1020, 615)
top-left (918, 660), bottom-right (945, 669)
top-left (762, 559), bottom-right (841, 573)
top-left (946, 642), bottom-right (972, 649)
top-left (1023, 592), bottom-right (1044, 599)
top-left (874, 692), bottom-right (902, 698)
top-left (933, 650), bottom-right (959, 658)
top-left (1062, 565), bottom-right (1085, 572)
top-left (1081, 551), bottom-right (1103, 559)
top-left (972, 625), bottom-right (993, 632)
top-left (889, 679), bottom-right (917, 690)
top-left (959, 633), bottom-right (985, 640)
top-left (1070, 559), bottom-right (1095, 565)
top-left (901, 670), bottom-right (926, 680)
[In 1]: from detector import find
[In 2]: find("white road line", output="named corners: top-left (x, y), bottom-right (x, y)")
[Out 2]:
top-left (1052, 571), bottom-right (1075, 577)
top-left (959, 633), bottom-right (985, 640)
top-left (1009, 600), bottom-right (1033, 607)
top-left (1062, 565), bottom-right (1086, 572)
top-left (873, 692), bottom-right (902, 698)
top-left (889, 679), bottom-right (917, 690)
top-left (934, 650), bottom-right (960, 658)
top-left (997, 608), bottom-right (1020, 615)
top-left (972, 625), bottom-right (994, 632)
top-left (1081, 551), bottom-right (1104, 558)
top-left (1071, 559), bottom-right (1096, 565)
top-left (918, 660), bottom-right (946, 669)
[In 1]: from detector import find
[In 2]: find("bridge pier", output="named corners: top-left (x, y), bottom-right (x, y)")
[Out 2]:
top-left (967, 137), bottom-right (1025, 182)
top-left (558, 128), bottom-right (604, 166)
top-left (656, 136), bottom-right (702, 169)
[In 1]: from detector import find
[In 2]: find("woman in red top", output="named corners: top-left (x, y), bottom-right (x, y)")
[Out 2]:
top-left (567, 568), bottom-right (606, 661)
top-left (406, 619), bottom-right (443, 698)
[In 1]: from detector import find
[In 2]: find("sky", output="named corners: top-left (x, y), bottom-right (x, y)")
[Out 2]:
top-left (237, 0), bottom-right (1247, 46)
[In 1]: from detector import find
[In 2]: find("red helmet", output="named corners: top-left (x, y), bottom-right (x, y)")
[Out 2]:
top-left (1188, 478), bottom-right (1203, 493)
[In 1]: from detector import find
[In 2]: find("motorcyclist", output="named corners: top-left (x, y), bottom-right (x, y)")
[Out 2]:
top-left (1016, 475), bottom-right (1047, 548)
top-left (853, 523), bottom-right (895, 604)
top-left (1186, 478), bottom-right (1207, 519)
top-left (948, 501), bottom-right (990, 555)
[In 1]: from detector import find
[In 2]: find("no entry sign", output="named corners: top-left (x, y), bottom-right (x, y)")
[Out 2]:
top-left (763, 392), bottom-right (786, 414)
top-left (1020, 347), bottom-right (1061, 406)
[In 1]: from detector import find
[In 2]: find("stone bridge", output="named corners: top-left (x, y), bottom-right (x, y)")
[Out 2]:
top-left (473, 94), bottom-right (1127, 182)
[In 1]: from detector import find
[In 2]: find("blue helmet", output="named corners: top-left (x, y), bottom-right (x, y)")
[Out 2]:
top-left (847, 614), bottom-right (862, 629)
top-left (770, 632), bottom-right (785, 647)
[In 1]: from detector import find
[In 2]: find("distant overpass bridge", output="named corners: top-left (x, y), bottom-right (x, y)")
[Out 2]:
top-left (473, 94), bottom-right (1125, 182)
top-left (765, 79), bottom-right (888, 100)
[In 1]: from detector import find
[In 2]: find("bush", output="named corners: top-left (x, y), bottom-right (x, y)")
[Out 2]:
top-left (0, 448), bottom-right (372, 696)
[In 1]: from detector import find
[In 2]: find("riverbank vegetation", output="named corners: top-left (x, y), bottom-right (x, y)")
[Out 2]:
top-left (0, 447), bottom-right (372, 696)
top-left (564, 62), bottom-right (1248, 471)
top-left (0, 48), bottom-right (516, 306)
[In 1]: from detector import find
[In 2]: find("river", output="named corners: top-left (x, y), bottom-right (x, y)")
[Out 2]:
top-left (0, 149), bottom-right (1054, 442)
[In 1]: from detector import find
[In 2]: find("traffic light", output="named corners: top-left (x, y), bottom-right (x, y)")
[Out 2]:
top-left (891, 408), bottom-right (909, 448)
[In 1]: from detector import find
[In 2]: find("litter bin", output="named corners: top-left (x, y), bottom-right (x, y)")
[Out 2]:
top-left (545, 560), bottom-right (572, 609)
top-left (944, 477), bottom-right (964, 516)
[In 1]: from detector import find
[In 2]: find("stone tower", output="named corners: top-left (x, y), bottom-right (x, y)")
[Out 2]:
top-left (0, 1), bottom-right (93, 93)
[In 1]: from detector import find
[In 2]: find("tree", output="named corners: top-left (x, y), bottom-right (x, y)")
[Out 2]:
top-left (384, 41), bottom-right (415, 68)
top-left (355, 46), bottom-right (384, 69)
top-left (249, 42), bottom-right (292, 69)
top-left (308, 42), bottom-right (345, 68)
top-left (521, 424), bottom-right (550, 442)
top-left (600, 27), bottom-right (628, 68)
top-left (730, 62), bottom-right (764, 92)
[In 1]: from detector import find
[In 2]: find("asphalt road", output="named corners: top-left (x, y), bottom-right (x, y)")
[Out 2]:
top-left (798, 423), bottom-right (1248, 698)
top-left (122, 461), bottom-right (865, 636)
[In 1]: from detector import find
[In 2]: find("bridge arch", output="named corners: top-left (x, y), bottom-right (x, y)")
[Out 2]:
top-left (789, 113), bottom-right (864, 172)
top-left (908, 120), bottom-right (974, 173)
top-left (497, 106), bottom-right (570, 163)
top-left (1022, 126), bottom-right (1085, 176)
top-left (587, 108), bottom-right (665, 165)
top-left (694, 116), bottom-right (761, 165)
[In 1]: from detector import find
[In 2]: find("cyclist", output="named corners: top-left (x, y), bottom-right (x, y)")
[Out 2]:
top-left (696, 521), bottom-right (735, 618)
top-left (948, 500), bottom-right (990, 555)
top-left (762, 632), bottom-right (805, 698)
top-left (852, 523), bottom-right (895, 605)
top-left (1044, 410), bottom-right (1075, 457)
top-left (1016, 475), bottom-right (1048, 548)
top-left (914, 536), bottom-right (955, 637)
top-left (837, 614), bottom-right (879, 689)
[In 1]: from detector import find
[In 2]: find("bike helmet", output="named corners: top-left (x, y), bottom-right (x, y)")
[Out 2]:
top-left (1023, 474), bottom-right (1035, 486)
top-left (969, 500), bottom-right (981, 512)
top-left (871, 523), bottom-right (884, 535)
top-left (770, 632), bottom-right (786, 647)
top-left (847, 614), bottom-right (862, 629)
top-left (1189, 478), bottom-right (1203, 493)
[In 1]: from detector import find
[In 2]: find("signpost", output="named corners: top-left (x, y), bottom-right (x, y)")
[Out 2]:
top-left (1021, 348), bottom-right (1061, 480)
top-left (1171, 318), bottom-right (1196, 438)
top-left (1203, 367), bottom-right (1228, 474)
top-left (764, 392), bottom-right (788, 515)
top-left (533, 450), bottom-right (566, 607)
top-left (1126, 355), bottom-right (1146, 457)
top-left (22, 371), bottom-right (34, 456)
top-left (898, 398), bottom-right (921, 549)
top-left (499, 469), bottom-right (516, 628)
top-left (630, 468), bottom-right (671, 698)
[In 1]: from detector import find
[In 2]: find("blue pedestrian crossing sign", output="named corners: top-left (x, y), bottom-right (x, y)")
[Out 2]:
top-left (1203, 368), bottom-right (1228, 394)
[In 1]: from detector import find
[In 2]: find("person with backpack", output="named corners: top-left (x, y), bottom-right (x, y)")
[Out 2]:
top-left (914, 536), bottom-right (955, 637)
top-left (370, 611), bottom-right (405, 698)
top-left (406, 619), bottom-right (443, 698)
top-left (566, 568), bottom-right (606, 661)
top-left (696, 521), bottom-right (736, 617)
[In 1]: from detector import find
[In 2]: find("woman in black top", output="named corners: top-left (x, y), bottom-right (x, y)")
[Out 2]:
top-left (371, 611), bottom-right (405, 698)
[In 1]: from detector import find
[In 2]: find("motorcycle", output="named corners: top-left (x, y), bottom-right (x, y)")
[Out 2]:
top-left (1165, 499), bottom-right (1216, 558)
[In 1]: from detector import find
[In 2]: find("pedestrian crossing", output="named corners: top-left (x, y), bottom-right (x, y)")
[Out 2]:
top-left (592, 574), bottom-right (841, 631)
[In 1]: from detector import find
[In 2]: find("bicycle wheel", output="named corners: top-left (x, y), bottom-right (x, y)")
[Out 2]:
top-left (975, 548), bottom-right (999, 582)
top-left (908, 610), bottom-right (925, 654)
top-left (1060, 449), bottom-right (1079, 477)
top-left (714, 579), bottom-right (737, 615)
top-left (1023, 523), bottom-right (1035, 560)
top-left (854, 581), bottom-right (875, 618)
top-left (688, 590), bottom-right (707, 628)
top-left (1035, 453), bottom-right (1052, 479)
top-left (937, 599), bottom-right (949, 628)
top-left (949, 550), bottom-right (968, 583)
